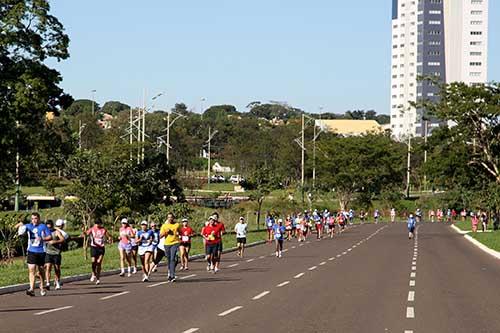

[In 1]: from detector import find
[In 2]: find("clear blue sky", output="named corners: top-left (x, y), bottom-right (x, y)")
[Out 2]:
top-left (48, 0), bottom-right (500, 115)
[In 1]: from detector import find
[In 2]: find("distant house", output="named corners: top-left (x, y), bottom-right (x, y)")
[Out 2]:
top-left (212, 162), bottom-right (234, 173)
top-left (97, 113), bottom-right (114, 129)
top-left (315, 119), bottom-right (383, 136)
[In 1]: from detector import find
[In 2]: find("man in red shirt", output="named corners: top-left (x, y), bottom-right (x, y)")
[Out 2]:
top-left (212, 212), bottom-right (226, 272)
top-left (202, 216), bottom-right (221, 273)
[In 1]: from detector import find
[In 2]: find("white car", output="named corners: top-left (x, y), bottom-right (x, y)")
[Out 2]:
top-left (230, 175), bottom-right (243, 184)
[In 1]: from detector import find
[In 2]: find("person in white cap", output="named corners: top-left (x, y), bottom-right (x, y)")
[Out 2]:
top-left (234, 217), bottom-right (247, 258)
top-left (118, 218), bottom-right (133, 277)
top-left (44, 220), bottom-right (65, 290)
top-left (273, 219), bottom-right (286, 258)
top-left (136, 221), bottom-right (154, 282)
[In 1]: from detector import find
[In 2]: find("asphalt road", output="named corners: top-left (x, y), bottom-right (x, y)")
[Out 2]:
top-left (1, 223), bottom-right (500, 333)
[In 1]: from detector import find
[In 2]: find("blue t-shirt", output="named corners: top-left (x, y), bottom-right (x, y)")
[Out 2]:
top-left (137, 230), bottom-right (153, 247)
top-left (25, 223), bottom-right (51, 253)
top-left (407, 218), bottom-right (416, 229)
top-left (151, 229), bottom-right (160, 247)
top-left (266, 217), bottom-right (275, 228)
top-left (273, 224), bottom-right (286, 240)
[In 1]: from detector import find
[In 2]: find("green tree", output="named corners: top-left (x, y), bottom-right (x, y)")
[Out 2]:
top-left (0, 0), bottom-right (70, 193)
top-left (316, 134), bottom-right (405, 210)
top-left (100, 101), bottom-right (130, 115)
top-left (65, 99), bottom-right (100, 116)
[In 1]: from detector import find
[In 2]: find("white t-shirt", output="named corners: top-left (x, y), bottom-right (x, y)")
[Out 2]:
top-left (235, 223), bottom-right (247, 238)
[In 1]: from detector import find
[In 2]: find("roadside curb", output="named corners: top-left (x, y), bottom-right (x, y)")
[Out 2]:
top-left (451, 225), bottom-right (500, 260)
top-left (0, 239), bottom-right (267, 296)
top-left (450, 224), bottom-right (468, 235)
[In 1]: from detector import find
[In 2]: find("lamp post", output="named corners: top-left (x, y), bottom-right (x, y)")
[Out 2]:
top-left (14, 121), bottom-right (20, 212)
top-left (206, 127), bottom-right (218, 189)
top-left (200, 97), bottom-right (206, 120)
top-left (91, 89), bottom-right (96, 115)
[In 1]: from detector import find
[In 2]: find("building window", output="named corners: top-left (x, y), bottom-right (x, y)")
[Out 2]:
top-left (471, 31), bottom-right (482, 35)
top-left (471, 21), bottom-right (483, 25)
top-left (428, 62), bottom-right (441, 66)
top-left (470, 51), bottom-right (482, 56)
top-left (470, 41), bottom-right (482, 46)
top-left (429, 10), bottom-right (442, 14)
top-left (471, 10), bottom-right (483, 15)
top-left (429, 20), bottom-right (441, 25)
top-left (470, 72), bottom-right (481, 77)
top-left (470, 62), bottom-right (482, 66)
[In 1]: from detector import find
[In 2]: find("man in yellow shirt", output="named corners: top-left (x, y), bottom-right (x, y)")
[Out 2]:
top-left (159, 213), bottom-right (181, 282)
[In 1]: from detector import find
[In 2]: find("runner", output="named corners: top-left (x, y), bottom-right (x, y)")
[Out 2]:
top-left (179, 218), bottom-right (194, 271)
top-left (265, 213), bottom-right (274, 242)
top-left (429, 209), bottom-right (435, 223)
top-left (416, 208), bottom-right (422, 223)
top-left (390, 208), bottom-right (396, 223)
top-left (337, 212), bottom-right (345, 232)
top-left (327, 213), bottom-right (336, 238)
top-left (273, 219), bottom-right (286, 258)
top-left (159, 213), bottom-right (181, 282)
top-left (15, 212), bottom-right (52, 296)
top-left (150, 221), bottom-right (160, 270)
top-left (118, 218), bottom-right (133, 277)
top-left (407, 214), bottom-right (416, 239)
top-left (149, 222), bottom-right (165, 275)
top-left (285, 215), bottom-right (293, 241)
top-left (86, 219), bottom-right (110, 285)
top-left (212, 212), bottom-right (226, 272)
top-left (129, 220), bottom-right (138, 274)
top-left (313, 210), bottom-right (322, 239)
top-left (471, 212), bottom-right (479, 232)
top-left (44, 220), bottom-right (65, 290)
top-left (136, 221), bottom-right (154, 282)
top-left (349, 209), bottom-right (355, 225)
top-left (374, 209), bottom-right (380, 224)
top-left (234, 217), bottom-right (248, 258)
top-left (480, 212), bottom-right (488, 232)
top-left (202, 216), bottom-right (220, 273)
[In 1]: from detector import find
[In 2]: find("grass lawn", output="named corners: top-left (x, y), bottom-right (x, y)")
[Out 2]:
top-left (470, 231), bottom-right (500, 252)
top-left (0, 230), bottom-right (267, 288)
top-left (454, 219), bottom-right (472, 231)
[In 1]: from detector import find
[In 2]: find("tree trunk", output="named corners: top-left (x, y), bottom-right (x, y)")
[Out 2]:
top-left (256, 197), bottom-right (264, 230)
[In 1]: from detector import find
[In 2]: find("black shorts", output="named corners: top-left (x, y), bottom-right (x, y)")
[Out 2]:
top-left (27, 252), bottom-right (45, 266)
top-left (180, 242), bottom-right (191, 248)
top-left (237, 237), bottom-right (246, 244)
top-left (45, 254), bottom-right (62, 265)
top-left (132, 245), bottom-right (139, 252)
top-left (218, 242), bottom-right (223, 253)
top-left (91, 246), bottom-right (105, 258)
top-left (206, 243), bottom-right (219, 256)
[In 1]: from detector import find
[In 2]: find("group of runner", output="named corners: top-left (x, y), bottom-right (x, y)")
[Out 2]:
top-left (265, 209), bottom-right (355, 244)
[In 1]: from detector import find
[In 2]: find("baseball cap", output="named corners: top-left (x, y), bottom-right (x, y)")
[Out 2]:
top-left (55, 219), bottom-right (65, 227)
top-left (239, 216), bottom-right (245, 221)
top-left (278, 219), bottom-right (283, 223)
top-left (140, 220), bottom-right (148, 226)
top-left (121, 218), bottom-right (128, 224)
top-left (182, 218), bottom-right (188, 223)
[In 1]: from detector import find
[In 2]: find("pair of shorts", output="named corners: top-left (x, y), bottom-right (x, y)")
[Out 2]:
top-left (27, 252), bottom-right (45, 266)
top-left (180, 242), bottom-right (191, 248)
top-left (118, 242), bottom-right (132, 253)
top-left (91, 246), bottom-right (105, 258)
top-left (218, 242), bottom-right (223, 253)
top-left (205, 243), bottom-right (219, 256)
top-left (45, 254), bottom-right (62, 265)
top-left (132, 245), bottom-right (138, 252)
top-left (237, 237), bottom-right (246, 244)
top-left (138, 245), bottom-right (154, 256)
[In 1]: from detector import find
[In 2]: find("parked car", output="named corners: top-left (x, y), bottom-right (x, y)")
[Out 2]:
top-left (230, 175), bottom-right (244, 184)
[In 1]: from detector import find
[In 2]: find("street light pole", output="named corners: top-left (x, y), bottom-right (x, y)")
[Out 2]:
top-left (91, 89), bottom-right (96, 115)
top-left (301, 114), bottom-right (305, 199)
top-left (14, 121), bottom-right (20, 212)
top-left (206, 127), bottom-right (218, 189)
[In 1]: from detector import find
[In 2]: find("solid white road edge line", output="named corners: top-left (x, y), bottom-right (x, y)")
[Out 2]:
top-left (218, 306), bottom-right (243, 317)
top-left (34, 306), bottom-right (73, 316)
top-left (252, 291), bottom-right (270, 300)
top-left (100, 291), bottom-right (130, 300)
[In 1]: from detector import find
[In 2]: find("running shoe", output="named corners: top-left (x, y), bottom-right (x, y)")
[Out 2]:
top-left (119, 271), bottom-right (125, 277)
top-left (45, 283), bottom-right (50, 291)
top-left (95, 280), bottom-right (100, 285)
top-left (127, 272), bottom-right (131, 277)
top-left (132, 267), bottom-right (137, 274)
top-left (90, 275), bottom-right (96, 282)
top-left (26, 289), bottom-right (35, 297)
top-left (206, 264), bottom-right (211, 271)
top-left (40, 289), bottom-right (47, 297)
top-left (55, 282), bottom-right (61, 290)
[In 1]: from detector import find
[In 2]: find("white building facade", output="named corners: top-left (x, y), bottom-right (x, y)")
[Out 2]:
top-left (390, 0), bottom-right (489, 138)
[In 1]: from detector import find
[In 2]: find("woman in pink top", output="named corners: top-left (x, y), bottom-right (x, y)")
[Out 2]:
top-left (118, 218), bottom-right (133, 277)
top-left (471, 214), bottom-right (479, 233)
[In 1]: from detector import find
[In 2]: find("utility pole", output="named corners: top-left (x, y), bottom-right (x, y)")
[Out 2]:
top-left (312, 120), bottom-right (324, 189)
top-left (301, 114), bottom-right (305, 190)
top-left (162, 110), bottom-right (186, 164)
top-left (91, 89), bottom-right (96, 115)
top-left (129, 107), bottom-right (133, 160)
top-left (423, 119), bottom-right (428, 192)
top-left (78, 120), bottom-right (86, 150)
top-left (141, 89), bottom-right (146, 162)
top-left (405, 110), bottom-right (412, 199)
top-left (14, 121), bottom-right (20, 212)
top-left (200, 97), bottom-right (206, 120)
top-left (206, 127), bottom-right (218, 189)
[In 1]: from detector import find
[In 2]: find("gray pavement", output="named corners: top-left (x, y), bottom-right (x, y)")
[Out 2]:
top-left (1, 223), bottom-right (499, 333)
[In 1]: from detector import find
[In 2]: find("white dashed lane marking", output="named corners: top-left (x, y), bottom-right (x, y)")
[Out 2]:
top-left (406, 306), bottom-right (415, 318)
top-left (246, 258), bottom-right (255, 263)
top-left (408, 291), bottom-right (415, 302)
top-left (328, 257), bottom-right (335, 261)
top-left (180, 274), bottom-right (196, 280)
top-left (34, 306), bottom-right (73, 316)
top-left (218, 306), bottom-right (243, 317)
top-left (410, 272), bottom-right (416, 278)
top-left (319, 261), bottom-right (326, 266)
top-left (252, 291), bottom-right (270, 300)
top-left (182, 328), bottom-right (200, 333)
top-left (228, 263), bottom-right (239, 268)
top-left (294, 273), bottom-right (305, 279)
top-left (277, 281), bottom-right (290, 287)
top-left (100, 291), bottom-right (130, 300)
top-left (308, 266), bottom-right (317, 271)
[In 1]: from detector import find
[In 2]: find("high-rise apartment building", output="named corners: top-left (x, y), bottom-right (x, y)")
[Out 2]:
top-left (390, 0), bottom-right (489, 138)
